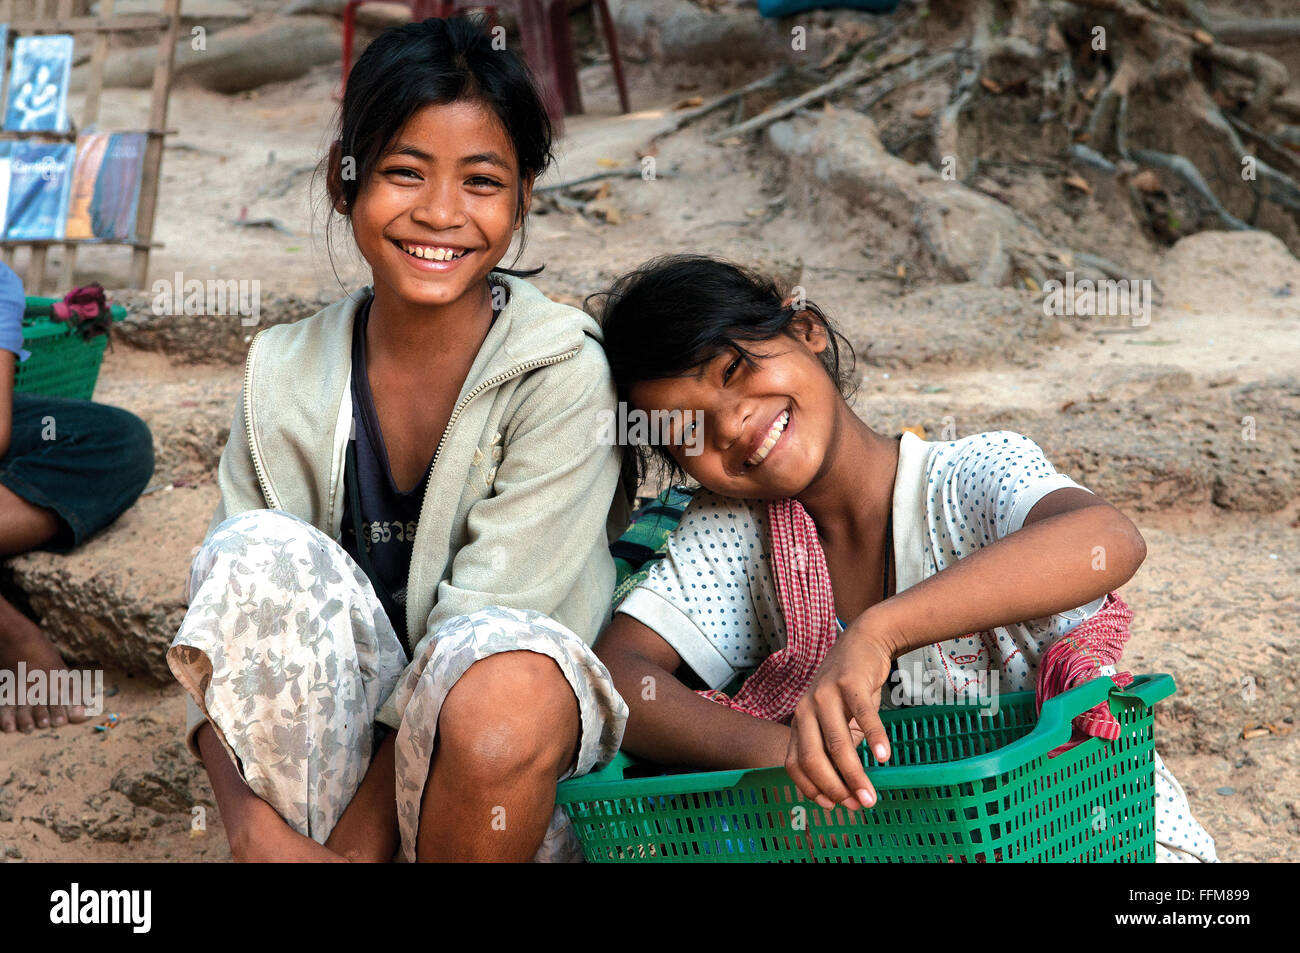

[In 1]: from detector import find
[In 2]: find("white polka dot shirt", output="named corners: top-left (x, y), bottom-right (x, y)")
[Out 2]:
top-left (617, 430), bottom-right (1105, 696)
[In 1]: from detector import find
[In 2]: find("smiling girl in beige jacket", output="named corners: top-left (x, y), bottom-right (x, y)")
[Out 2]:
top-left (168, 17), bottom-right (629, 863)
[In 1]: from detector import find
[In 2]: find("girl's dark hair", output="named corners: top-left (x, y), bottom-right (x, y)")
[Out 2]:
top-left (590, 254), bottom-right (857, 492)
top-left (321, 15), bottom-right (553, 278)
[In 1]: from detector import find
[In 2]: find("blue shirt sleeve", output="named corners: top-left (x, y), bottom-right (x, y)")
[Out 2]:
top-left (0, 262), bottom-right (29, 363)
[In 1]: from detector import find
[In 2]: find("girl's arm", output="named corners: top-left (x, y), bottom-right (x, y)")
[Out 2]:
top-left (197, 721), bottom-right (397, 862)
top-left (596, 613), bottom-right (791, 770)
top-left (195, 723), bottom-right (348, 863)
top-left (0, 261), bottom-right (23, 458)
top-left (787, 488), bottom-right (1147, 810)
top-left (0, 350), bottom-right (13, 459)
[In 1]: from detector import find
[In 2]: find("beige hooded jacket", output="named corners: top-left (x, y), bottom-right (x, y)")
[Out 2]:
top-left (190, 273), bottom-right (628, 733)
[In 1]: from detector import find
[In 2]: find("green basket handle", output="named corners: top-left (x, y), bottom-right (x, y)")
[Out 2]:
top-left (855, 672), bottom-right (1177, 788)
top-left (558, 673), bottom-right (1178, 799)
top-left (589, 749), bottom-right (637, 782)
top-left (1105, 671), bottom-right (1176, 711)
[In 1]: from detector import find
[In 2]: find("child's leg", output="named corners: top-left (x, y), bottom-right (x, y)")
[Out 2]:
top-left (417, 651), bottom-right (580, 861)
top-left (0, 483), bottom-right (73, 733)
top-left (168, 509), bottom-right (408, 848)
top-left (194, 720), bottom-right (348, 862)
top-left (1, 394), bottom-right (154, 554)
top-left (0, 394), bottom-right (154, 732)
top-left (386, 606), bottom-right (629, 862)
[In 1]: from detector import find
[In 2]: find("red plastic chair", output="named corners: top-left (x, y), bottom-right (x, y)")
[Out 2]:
top-left (340, 0), bottom-right (631, 132)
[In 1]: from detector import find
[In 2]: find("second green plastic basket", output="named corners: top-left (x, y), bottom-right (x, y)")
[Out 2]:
top-left (14, 296), bottom-right (128, 401)
top-left (557, 673), bottom-right (1175, 863)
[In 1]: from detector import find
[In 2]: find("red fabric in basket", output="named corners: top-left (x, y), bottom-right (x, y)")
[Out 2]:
top-left (1035, 591), bottom-right (1134, 756)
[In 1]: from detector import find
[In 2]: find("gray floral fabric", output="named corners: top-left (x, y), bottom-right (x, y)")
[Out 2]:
top-left (168, 508), bottom-right (627, 862)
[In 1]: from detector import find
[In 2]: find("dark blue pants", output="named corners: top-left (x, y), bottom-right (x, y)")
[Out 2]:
top-left (0, 393), bottom-right (154, 553)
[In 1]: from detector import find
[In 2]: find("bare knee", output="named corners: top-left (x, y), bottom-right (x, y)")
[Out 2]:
top-left (435, 652), bottom-right (580, 785)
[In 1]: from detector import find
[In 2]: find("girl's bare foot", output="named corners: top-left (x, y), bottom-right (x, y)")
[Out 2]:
top-left (0, 596), bottom-right (88, 734)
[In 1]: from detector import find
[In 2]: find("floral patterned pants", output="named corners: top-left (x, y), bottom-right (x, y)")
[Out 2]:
top-left (168, 509), bottom-right (628, 862)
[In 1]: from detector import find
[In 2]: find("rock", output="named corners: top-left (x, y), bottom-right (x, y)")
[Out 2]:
top-left (284, 0), bottom-right (346, 13)
top-left (838, 283), bottom-right (1062, 368)
top-left (110, 742), bottom-right (200, 814)
top-left (1020, 382), bottom-right (1300, 514)
top-left (82, 791), bottom-right (137, 844)
top-left (610, 0), bottom-right (793, 65)
top-left (36, 805), bottom-right (84, 842)
top-left (140, 397), bottom-right (235, 489)
top-left (766, 109), bottom-right (1051, 287)
top-left (287, 0), bottom-right (586, 18)
top-left (0, 786), bottom-right (13, 823)
top-left (5, 485), bottom-right (219, 681)
top-left (865, 376), bottom-right (1300, 514)
top-left (71, 16), bottom-right (342, 94)
top-left (110, 288), bottom-right (338, 366)
top-left (1211, 378), bottom-right (1300, 512)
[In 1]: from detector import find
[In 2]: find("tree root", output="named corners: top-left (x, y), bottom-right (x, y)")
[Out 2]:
top-left (1068, 144), bottom-right (1118, 174)
top-left (1128, 148), bottom-right (1251, 229)
top-left (1224, 113), bottom-right (1300, 178)
top-left (648, 67), bottom-right (797, 146)
top-left (1214, 112), bottom-right (1300, 215)
top-left (1202, 17), bottom-right (1300, 45)
top-left (1198, 42), bottom-right (1289, 123)
top-left (707, 40), bottom-right (928, 143)
top-left (535, 165), bottom-right (679, 194)
top-left (854, 51), bottom-right (961, 113)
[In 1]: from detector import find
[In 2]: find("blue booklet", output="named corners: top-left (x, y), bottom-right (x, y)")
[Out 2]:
top-left (5, 142), bottom-right (75, 240)
top-left (4, 34), bottom-right (73, 133)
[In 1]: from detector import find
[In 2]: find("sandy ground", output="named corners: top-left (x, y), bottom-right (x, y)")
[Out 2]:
top-left (1, 32), bottom-right (1297, 862)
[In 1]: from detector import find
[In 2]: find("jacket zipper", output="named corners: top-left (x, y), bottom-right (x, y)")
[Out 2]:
top-left (242, 320), bottom-right (583, 650)
top-left (404, 344), bottom-right (582, 646)
top-left (242, 329), bottom-right (280, 510)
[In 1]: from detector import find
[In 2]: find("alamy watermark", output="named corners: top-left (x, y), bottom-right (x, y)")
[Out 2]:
top-left (1042, 271), bottom-right (1153, 327)
top-left (888, 661), bottom-right (1000, 716)
top-left (151, 271), bottom-right (261, 326)
top-left (0, 664), bottom-right (104, 716)
top-left (49, 883), bottom-right (150, 933)
top-left (596, 401), bottom-right (703, 456)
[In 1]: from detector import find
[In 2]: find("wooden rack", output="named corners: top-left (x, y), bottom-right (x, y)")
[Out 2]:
top-left (0, 0), bottom-right (181, 293)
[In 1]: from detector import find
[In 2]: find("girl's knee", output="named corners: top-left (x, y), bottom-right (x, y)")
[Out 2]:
top-left (436, 652), bottom-right (579, 776)
top-left (184, 509), bottom-right (366, 650)
top-left (206, 508), bottom-right (321, 553)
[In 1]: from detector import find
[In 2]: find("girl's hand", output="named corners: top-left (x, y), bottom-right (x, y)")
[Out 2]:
top-left (785, 621), bottom-right (898, 812)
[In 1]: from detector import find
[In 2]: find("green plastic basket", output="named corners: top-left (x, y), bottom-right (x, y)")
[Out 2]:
top-left (14, 296), bottom-right (128, 400)
top-left (557, 673), bottom-right (1175, 863)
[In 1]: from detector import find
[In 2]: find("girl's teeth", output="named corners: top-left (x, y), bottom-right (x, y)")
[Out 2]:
top-left (403, 243), bottom-right (464, 261)
top-left (747, 410), bottom-right (789, 466)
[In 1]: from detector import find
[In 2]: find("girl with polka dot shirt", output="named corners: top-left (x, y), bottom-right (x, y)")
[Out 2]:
top-left (592, 254), bottom-right (1216, 862)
